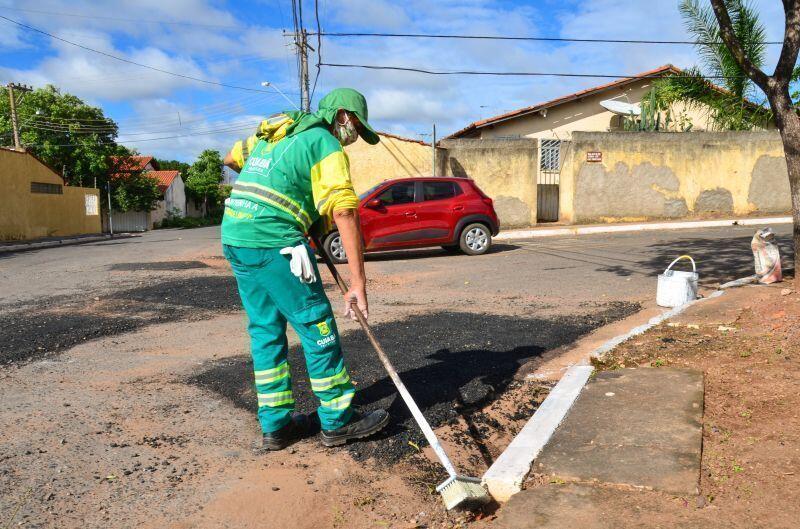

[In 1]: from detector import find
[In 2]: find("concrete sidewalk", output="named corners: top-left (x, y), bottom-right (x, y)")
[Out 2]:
top-left (496, 215), bottom-right (792, 240)
top-left (493, 368), bottom-right (705, 528)
top-left (0, 233), bottom-right (135, 254)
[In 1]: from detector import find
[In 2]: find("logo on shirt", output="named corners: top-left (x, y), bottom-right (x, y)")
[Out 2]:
top-left (249, 157), bottom-right (272, 171)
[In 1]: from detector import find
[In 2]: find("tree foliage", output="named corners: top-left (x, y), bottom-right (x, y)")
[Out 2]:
top-left (154, 158), bottom-right (191, 175)
top-left (646, 0), bottom-right (771, 131)
top-left (0, 84), bottom-right (120, 186)
top-left (186, 149), bottom-right (224, 216)
top-left (113, 172), bottom-right (161, 212)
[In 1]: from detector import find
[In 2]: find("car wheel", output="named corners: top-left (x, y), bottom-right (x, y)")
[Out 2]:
top-left (459, 223), bottom-right (492, 255)
top-left (323, 232), bottom-right (348, 264)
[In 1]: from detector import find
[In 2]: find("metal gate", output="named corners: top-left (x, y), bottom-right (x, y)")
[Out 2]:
top-left (537, 139), bottom-right (562, 222)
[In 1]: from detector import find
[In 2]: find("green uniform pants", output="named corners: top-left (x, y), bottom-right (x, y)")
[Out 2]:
top-left (223, 244), bottom-right (355, 432)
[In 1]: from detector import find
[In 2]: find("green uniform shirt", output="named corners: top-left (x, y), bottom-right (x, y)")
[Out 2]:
top-left (221, 123), bottom-right (358, 249)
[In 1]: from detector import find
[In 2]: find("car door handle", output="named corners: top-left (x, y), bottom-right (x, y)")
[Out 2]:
top-left (452, 205), bottom-right (464, 211)
top-left (404, 211), bottom-right (417, 217)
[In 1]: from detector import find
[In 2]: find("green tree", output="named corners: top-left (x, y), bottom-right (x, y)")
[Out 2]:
top-left (186, 149), bottom-right (224, 217)
top-left (154, 158), bottom-right (191, 175)
top-left (113, 172), bottom-right (161, 212)
top-left (645, 0), bottom-right (771, 131)
top-left (707, 0), bottom-right (800, 283)
top-left (0, 84), bottom-right (120, 187)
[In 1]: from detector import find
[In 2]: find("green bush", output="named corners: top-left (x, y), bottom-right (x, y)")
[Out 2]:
top-left (155, 215), bottom-right (221, 229)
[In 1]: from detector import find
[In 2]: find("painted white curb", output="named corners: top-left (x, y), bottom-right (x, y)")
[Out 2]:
top-left (482, 365), bottom-right (594, 502)
top-left (484, 290), bottom-right (730, 503)
top-left (496, 216), bottom-right (792, 241)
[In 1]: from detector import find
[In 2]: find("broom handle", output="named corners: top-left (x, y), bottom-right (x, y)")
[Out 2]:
top-left (312, 236), bottom-right (458, 478)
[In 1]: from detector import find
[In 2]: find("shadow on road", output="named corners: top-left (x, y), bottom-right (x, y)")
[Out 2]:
top-left (189, 303), bottom-right (639, 463)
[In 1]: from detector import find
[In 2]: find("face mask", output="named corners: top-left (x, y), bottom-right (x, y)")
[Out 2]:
top-left (333, 113), bottom-right (358, 146)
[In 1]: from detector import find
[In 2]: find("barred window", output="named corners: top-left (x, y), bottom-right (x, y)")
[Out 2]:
top-left (31, 182), bottom-right (63, 194)
top-left (540, 139), bottom-right (561, 171)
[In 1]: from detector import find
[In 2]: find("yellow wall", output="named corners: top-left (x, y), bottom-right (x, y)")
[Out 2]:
top-left (476, 80), bottom-right (759, 141)
top-left (561, 131), bottom-right (790, 224)
top-left (438, 139), bottom-right (538, 228)
top-left (0, 148), bottom-right (102, 241)
top-left (345, 133), bottom-right (433, 194)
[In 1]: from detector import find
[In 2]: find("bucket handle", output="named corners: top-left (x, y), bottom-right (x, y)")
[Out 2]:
top-left (664, 255), bottom-right (696, 273)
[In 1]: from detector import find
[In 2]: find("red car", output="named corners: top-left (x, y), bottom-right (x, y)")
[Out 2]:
top-left (321, 176), bottom-right (500, 263)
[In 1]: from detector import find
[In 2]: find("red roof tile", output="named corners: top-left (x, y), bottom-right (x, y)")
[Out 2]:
top-left (147, 170), bottom-right (180, 192)
top-left (446, 64), bottom-right (687, 139)
top-left (110, 155), bottom-right (157, 172)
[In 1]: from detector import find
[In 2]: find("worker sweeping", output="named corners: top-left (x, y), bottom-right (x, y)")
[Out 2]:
top-left (221, 88), bottom-right (389, 450)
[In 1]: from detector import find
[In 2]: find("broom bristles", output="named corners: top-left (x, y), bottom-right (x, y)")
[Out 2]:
top-left (437, 475), bottom-right (492, 511)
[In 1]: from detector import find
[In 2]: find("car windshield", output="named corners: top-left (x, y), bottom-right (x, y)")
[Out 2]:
top-left (358, 183), bottom-right (384, 200)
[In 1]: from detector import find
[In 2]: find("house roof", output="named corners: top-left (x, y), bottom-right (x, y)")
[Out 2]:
top-left (147, 170), bottom-right (181, 192)
top-left (446, 64), bottom-right (685, 139)
top-left (110, 155), bottom-right (158, 173)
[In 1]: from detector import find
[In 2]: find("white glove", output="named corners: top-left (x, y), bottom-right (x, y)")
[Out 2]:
top-left (279, 244), bottom-right (317, 284)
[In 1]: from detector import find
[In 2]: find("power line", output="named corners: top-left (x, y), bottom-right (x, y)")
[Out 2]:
top-left (311, 31), bottom-right (783, 45)
top-left (309, 0), bottom-right (322, 104)
top-left (0, 14), bottom-right (274, 94)
top-left (319, 62), bottom-right (747, 79)
top-left (20, 123), bottom-right (257, 148)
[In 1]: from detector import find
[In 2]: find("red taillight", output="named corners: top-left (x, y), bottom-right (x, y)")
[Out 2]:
top-left (482, 197), bottom-right (493, 206)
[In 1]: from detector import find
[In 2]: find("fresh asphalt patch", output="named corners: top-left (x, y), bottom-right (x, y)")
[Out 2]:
top-left (109, 261), bottom-right (210, 271)
top-left (188, 303), bottom-right (639, 463)
top-left (0, 275), bottom-right (241, 364)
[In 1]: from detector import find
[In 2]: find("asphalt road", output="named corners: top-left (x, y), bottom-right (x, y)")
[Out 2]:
top-left (0, 224), bottom-right (794, 461)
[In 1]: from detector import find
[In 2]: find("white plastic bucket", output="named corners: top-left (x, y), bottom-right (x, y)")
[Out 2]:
top-left (656, 255), bottom-right (698, 308)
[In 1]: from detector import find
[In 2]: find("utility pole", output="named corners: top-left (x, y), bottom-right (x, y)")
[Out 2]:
top-left (6, 83), bottom-right (32, 150)
top-left (107, 181), bottom-right (114, 237)
top-left (291, 0), bottom-right (312, 112)
top-left (432, 124), bottom-right (437, 177)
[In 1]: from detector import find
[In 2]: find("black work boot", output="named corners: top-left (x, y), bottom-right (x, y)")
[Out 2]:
top-left (262, 414), bottom-right (309, 451)
top-left (320, 409), bottom-right (389, 447)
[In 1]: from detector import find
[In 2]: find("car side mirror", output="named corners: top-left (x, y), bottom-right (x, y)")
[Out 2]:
top-left (366, 198), bottom-right (382, 208)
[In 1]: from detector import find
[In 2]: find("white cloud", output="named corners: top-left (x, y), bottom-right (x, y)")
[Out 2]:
top-left (332, 0), bottom-right (411, 30)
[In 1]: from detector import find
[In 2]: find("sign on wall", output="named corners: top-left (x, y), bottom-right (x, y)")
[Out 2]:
top-left (586, 151), bottom-right (603, 162)
top-left (85, 194), bottom-right (99, 216)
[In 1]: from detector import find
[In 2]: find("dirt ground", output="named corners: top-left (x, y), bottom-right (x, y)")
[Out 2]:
top-left (575, 282), bottom-right (800, 528)
top-left (2, 225), bottom-right (794, 528)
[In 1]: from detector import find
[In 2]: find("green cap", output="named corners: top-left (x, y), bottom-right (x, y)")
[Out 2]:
top-left (317, 88), bottom-right (380, 145)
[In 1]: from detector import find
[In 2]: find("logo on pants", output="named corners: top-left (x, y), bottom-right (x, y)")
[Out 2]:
top-left (316, 321), bottom-right (331, 336)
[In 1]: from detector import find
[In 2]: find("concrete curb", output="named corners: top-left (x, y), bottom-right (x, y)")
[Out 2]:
top-left (482, 365), bottom-right (594, 502)
top-left (483, 290), bottom-right (729, 503)
top-left (0, 233), bottom-right (134, 254)
top-left (496, 216), bottom-right (792, 241)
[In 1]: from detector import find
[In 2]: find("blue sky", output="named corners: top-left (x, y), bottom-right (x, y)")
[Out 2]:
top-left (0, 0), bottom-right (789, 161)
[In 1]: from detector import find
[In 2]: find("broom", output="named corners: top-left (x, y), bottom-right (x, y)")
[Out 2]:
top-left (312, 235), bottom-right (492, 511)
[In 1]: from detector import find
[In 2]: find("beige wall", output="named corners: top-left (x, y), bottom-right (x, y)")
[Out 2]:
top-left (477, 80), bottom-right (725, 141)
top-left (562, 131), bottom-right (790, 224)
top-left (0, 148), bottom-right (101, 241)
top-left (345, 133), bottom-right (432, 194)
top-left (437, 139), bottom-right (538, 228)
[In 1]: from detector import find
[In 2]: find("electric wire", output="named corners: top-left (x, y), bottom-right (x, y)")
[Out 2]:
top-left (318, 62), bottom-right (749, 80)
top-left (310, 31), bottom-right (783, 45)
top-left (309, 0), bottom-right (322, 104)
top-left (0, 14), bottom-right (275, 94)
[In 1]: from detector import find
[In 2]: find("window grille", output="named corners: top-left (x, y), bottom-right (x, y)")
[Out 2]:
top-left (539, 139), bottom-right (561, 171)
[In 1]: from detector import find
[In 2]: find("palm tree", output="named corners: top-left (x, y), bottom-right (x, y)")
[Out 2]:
top-left (647, 0), bottom-right (771, 131)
